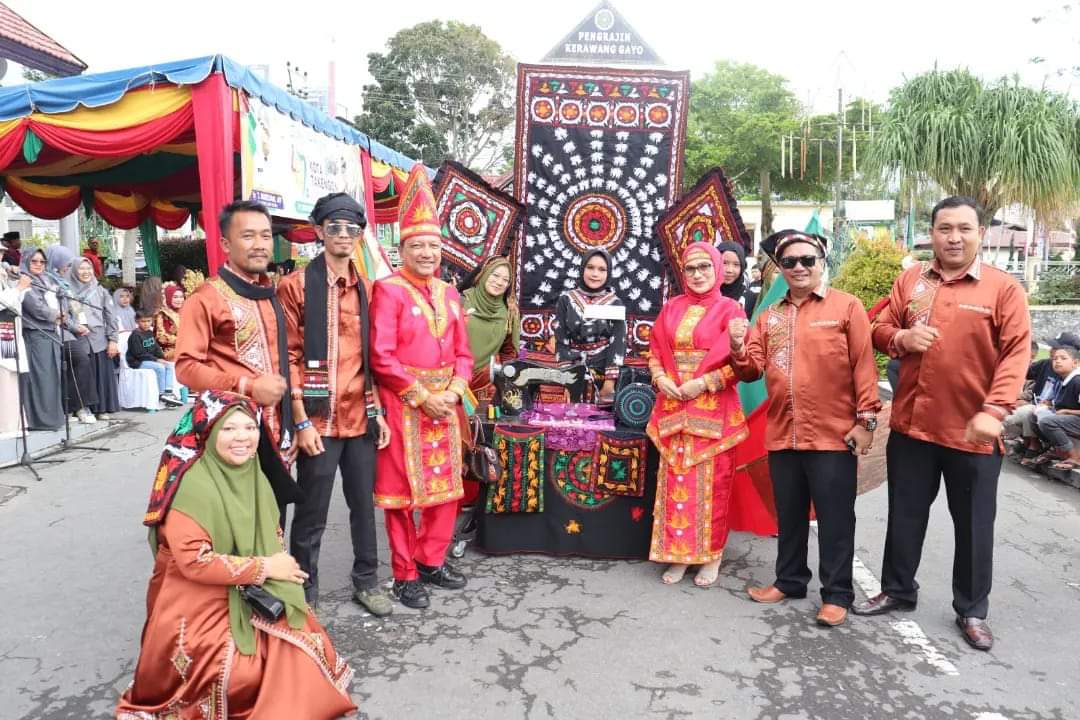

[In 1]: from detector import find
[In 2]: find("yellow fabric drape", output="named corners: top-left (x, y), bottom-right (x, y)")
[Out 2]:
top-left (29, 85), bottom-right (192, 131)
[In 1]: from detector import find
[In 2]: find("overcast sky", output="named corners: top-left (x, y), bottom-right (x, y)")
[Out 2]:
top-left (13, 0), bottom-right (1078, 117)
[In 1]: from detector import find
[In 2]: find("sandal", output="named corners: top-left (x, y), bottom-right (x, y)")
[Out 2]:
top-left (1021, 453), bottom-right (1055, 467)
top-left (661, 564), bottom-right (689, 585)
top-left (1050, 459), bottom-right (1079, 471)
top-left (694, 558), bottom-right (722, 588)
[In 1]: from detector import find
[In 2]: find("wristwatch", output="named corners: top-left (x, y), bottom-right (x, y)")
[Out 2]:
top-left (859, 416), bottom-right (878, 432)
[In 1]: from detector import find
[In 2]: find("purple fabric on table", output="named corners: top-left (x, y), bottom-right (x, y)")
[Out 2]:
top-left (521, 403), bottom-right (616, 452)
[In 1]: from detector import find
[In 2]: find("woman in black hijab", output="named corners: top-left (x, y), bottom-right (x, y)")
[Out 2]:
top-left (717, 241), bottom-right (757, 317)
top-left (554, 248), bottom-right (626, 403)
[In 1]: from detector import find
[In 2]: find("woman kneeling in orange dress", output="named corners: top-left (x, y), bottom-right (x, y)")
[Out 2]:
top-left (117, 390), bottom-right (356, 720)
top-left (647, 242), bottom-right (750, 587)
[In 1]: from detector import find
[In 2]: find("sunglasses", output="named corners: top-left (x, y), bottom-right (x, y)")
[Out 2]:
top-left (324, 223), bottom-right (363, 238)
top-left (779, 255), bottom-right (819, 270)
top-left (684, 262), bottom-right (714, 276)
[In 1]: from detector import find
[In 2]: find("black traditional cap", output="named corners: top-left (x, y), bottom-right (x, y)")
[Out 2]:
top-left (310, 192), bottom-right (366, 228)
top-left (760, 229), bottom-right (828, 262)
top-left (2, 231), bottom-right (19, 241)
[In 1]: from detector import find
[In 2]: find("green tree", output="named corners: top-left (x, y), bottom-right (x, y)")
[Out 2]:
top-left (868, 68), bottom-right (1080, 226)
top-left (683, 62), bottom-right (802, 237)
top-left (357, 21), bottom-right (516, 171)
top-left (21, 67), bottom-right (53, 83)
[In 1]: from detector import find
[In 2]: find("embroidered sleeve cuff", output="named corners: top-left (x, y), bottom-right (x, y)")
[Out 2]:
top-left (448, 377), bottom-right (470, 399)
top-left (253, 557), bottom-right (269, 586)
top-left (604, 366), bottom-right (620, 381)
top-left (401, 381), bottom-right (429, 408)
top-left (702, 370), bottom-right (719, 393)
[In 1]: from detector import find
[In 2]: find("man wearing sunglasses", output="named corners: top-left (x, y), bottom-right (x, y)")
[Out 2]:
top-left (278, 192), bottom-right (394, 616)
top-left (854, 197), bottom-right (1030, 652)
top-left (730, 229), bottom-right (881, 628)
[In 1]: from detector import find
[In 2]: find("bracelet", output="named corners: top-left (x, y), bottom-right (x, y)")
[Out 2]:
top-left (295, 419), bottom-right (313, 432)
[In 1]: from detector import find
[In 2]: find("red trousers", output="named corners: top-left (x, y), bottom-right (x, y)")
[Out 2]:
top-left (384, 503), bottom-right (458, 581)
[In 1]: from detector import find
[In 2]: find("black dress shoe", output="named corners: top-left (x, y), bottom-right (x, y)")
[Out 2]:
top-left (391, 579), bottom-right (430, 609)
top-left (956, 616), bottom-right (994, 651)
top-left (851, 592), bottom-right (917, 616)
top-left (416, 562), bottom-right (468, 590)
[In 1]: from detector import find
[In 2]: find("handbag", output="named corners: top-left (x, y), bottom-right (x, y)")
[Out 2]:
top-left (463, 415), bottom-right (501, 484)
top-left (238, 584), bottom-right (285, 621)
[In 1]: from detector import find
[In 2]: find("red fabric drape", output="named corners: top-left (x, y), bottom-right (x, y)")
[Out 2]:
top-left (27, 106), bottom-right (194, 158)
top-left (0, 119), bottom-right (28, 169)
top-left (151, 202), bottom-right (191, 230)
top-left (192, 73), bottom-right (234, 275)
top-left (93, 195), bottom-right (144, 229)
top-left (4, 181), bottom-right (80, 219)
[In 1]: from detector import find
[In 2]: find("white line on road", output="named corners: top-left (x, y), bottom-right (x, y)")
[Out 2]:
top-left (850, 554), bottom-right (959, 676)
top-left (809, 523), bottom-right (961, 677)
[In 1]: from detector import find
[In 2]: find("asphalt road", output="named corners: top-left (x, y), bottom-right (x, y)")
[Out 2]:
top-left (1, 409), bottom-right (1077, 720)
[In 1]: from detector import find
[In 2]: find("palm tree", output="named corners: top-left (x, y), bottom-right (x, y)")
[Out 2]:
top-left (869, 68), bottom-right (1080, 226)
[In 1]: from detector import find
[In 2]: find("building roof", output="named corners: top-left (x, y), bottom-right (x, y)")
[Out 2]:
top-left (0, 2), bottom-right (86, 77)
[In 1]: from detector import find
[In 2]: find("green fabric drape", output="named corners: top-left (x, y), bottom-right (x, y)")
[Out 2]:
top-left (273, 234), bottom-right (290, 263)
top-left (21, 129), bottom-right (42, 164)
top-left (139, 217), bottom-right (162, 277)
top-left (169, 407), bottom-right (308, 655)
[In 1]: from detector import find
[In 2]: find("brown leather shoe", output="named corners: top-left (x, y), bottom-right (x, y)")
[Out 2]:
top-left (747, 585), bottom-right (788, 604)
top-left (956, 616), bottom-right (994, 651)
top-left (851, 592), bottom-right (916, 616)
top-left (816, 604), bottom-right (848, 627)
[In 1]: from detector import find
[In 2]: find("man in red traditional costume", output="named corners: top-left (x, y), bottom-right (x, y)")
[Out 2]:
top-left (278, 191), bottom-right (394, 616)
top-left (370, 165), bottom-right (475, 610)
top-left (175, 200), bottom-right (301, 507)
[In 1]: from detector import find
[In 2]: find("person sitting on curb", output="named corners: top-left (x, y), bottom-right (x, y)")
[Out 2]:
top-left (1029, 345), bottom-right (1080, 471)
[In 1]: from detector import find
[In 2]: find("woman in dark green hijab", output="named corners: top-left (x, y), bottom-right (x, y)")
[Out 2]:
top-left (118, 390), bottom-right (357, 719)
top-left (461, 256), bottom-right (520, 388)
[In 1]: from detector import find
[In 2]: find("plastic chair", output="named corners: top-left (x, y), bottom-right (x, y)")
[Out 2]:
top-left (117, 331), bottom-right (161, 411)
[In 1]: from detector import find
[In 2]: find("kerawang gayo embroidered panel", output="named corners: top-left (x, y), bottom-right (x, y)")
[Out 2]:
top-left (433, 160), bottom-right (524, 285)
top-left (512, 63), bottom-right (690, 356)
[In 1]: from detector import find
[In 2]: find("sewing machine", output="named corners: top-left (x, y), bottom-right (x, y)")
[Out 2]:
top-left (489, 358), bottom-right (589, 415)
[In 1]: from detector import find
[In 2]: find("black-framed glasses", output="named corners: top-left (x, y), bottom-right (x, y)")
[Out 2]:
top-left (779, 255), bottom-right (819, 270)
top-left (684, 262), bottom-right (714, 276)
top-left (324, 222), bottom-right (363, 238)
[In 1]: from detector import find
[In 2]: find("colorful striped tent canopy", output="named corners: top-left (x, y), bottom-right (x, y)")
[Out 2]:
top-left (0, 55), bottom-right (421, 272)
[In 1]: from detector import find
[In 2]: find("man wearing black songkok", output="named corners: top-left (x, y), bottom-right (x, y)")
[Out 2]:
top-left (278, 192), bottom-right (394, 615)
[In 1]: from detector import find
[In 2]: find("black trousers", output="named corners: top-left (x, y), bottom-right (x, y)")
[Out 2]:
top-left (290, 434), bottom-right (378, 604)
top-left (768, 449), bottom-right (857, 607)
top-left (881, 431), bottom-right (1000, 618)
top-left (62, 339), bottom-right (98, 414)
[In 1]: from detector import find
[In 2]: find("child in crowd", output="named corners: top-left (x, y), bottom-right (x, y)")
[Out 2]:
top-left (1022, 344), bottom-right (1080, 470)
top-left (126, 310), bottom-right (183, 409)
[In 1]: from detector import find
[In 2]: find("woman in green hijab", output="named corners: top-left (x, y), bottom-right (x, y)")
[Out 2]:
top-left (117, 390), bottom-right (357, 719)
top-left (461, 256), bottom-right (521, 394)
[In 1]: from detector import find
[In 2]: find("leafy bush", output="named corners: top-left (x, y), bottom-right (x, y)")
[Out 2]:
top-left (158, 237), bottom-right (209, 279)
top-left (1033, 275), bottom-right (1080, 305)
top-left (832, 236), bottom-right (905, 377)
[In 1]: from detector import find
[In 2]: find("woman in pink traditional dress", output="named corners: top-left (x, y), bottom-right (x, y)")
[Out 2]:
top-left (646, 242), bottom-right (750, 587)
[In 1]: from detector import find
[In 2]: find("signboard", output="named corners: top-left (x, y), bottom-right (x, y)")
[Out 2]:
top-left (541, 1), bottom-right (664, 67)
top-left (240, 97), bottom-right (365, 221)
